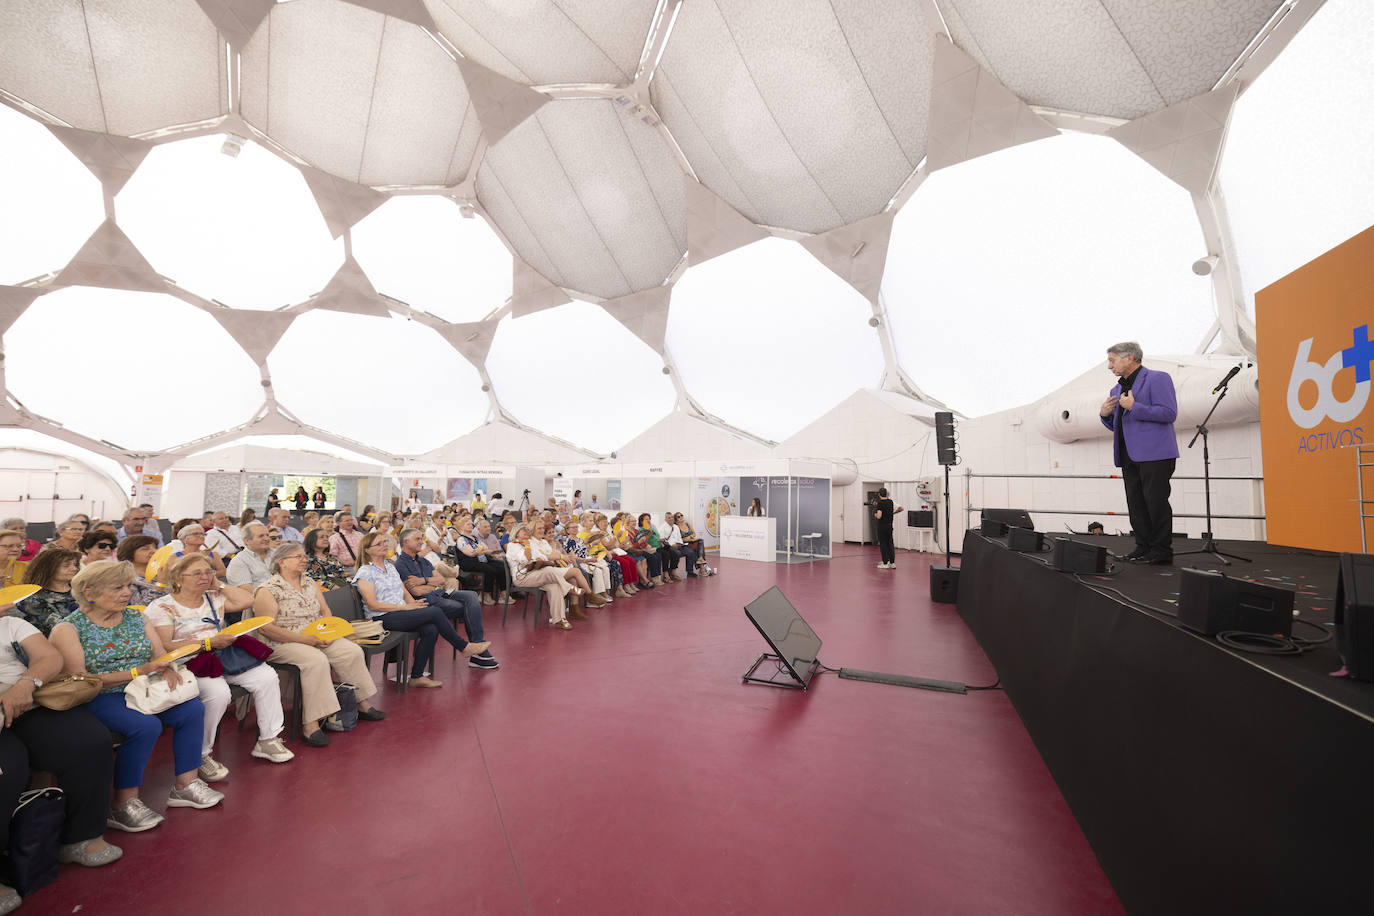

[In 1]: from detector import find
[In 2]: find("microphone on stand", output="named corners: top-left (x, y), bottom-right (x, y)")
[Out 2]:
top-left (1212, 365), bottom-right (1241, 394)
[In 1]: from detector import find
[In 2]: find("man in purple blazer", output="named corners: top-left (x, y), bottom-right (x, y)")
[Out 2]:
top-left (1100, 342), bottom-right (1178, 564)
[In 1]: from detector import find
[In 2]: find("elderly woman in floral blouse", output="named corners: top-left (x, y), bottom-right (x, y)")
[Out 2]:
top-left (252, 543), bottom-right (385, 747)
top-left (16, 548), bottom-right (81, 634)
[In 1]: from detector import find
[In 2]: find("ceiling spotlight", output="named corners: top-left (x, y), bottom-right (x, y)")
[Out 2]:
top-left (1192, 254), bottom-right (1219, 276)
top-left (661, 366), bottom-right (672, 375)
top-left (481, 383), bottom-right (490, 392)
top-left (458, 201), bottom-right (477, 219)
top-left (868, 316), bottom-right (880, 327)
top-left (260, 379), bottom-right (271, 388)
top-left (220, 134), bottom-right (246, 158)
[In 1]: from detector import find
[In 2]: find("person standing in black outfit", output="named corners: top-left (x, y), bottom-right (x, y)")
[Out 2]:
top-left (293, 486), bottom-right (309, 512)
top-left (872, 488), bottom-right (903, 570)
top-left (312, 486), bottom-right (327, 510)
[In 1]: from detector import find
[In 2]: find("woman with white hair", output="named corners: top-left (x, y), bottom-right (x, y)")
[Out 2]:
top-left (252, 542), bottom-right (385, 748)
top-left (2, 518), bottom-right (41, 562)
top-left (168, 523), bottom-right (228, 579)
top-left (49, 560), bottom-right (222, 832)
top-left (506, 524), bottom-right (575, 630)
top-left (145, 554), bottom-right (294, 778)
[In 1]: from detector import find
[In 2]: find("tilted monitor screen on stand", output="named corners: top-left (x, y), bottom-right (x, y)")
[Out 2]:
top-left (742, 586), bottom-right (822, 689)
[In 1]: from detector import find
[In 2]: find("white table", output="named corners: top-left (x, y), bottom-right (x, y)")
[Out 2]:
top-left (720, 516), bottom-right (776, 562)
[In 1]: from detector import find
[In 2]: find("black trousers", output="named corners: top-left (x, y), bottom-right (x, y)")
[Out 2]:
top-left (875, 523), bottom-right (895, 564)
top-left (0, 705), bottom-right (114, 847)
top-left (1122, 457), bottom-right (1176, 555)
top-left (454, 554), bottom-right (501, 596)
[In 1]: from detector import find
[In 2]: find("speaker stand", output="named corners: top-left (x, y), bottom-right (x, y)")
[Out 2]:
top-left (742, 653), bottom-right (819, 690)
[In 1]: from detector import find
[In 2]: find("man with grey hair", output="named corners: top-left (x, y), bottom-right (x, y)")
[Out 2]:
top-left (1100, 341), bottom-right (1179, 565)
top-left (395, 527), bottom-right (498, 669)
top-left (205, 511), bottom-right (243, 559)
top-left (226, 522), bottom-right (273, 589)
top-left (116, 507), bottom-right (162, 546)
top-left (269, 508), bottom-right (303, 544)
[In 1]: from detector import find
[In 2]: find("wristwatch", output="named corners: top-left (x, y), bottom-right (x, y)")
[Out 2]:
top-left (19, 675), bottom-right (41, 688)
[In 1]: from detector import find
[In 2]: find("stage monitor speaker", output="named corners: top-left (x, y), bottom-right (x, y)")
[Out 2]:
top-left (908, 510), bottom-right (933, 528)
top-left (982, 508), bottom-right (1035, 530)
top-left (1179, 569), bottom-right (1294, 637)
top-left (930, 566), bottom-right (960, 603)
top-left (1335, 553), bottom-right (1374, 681)
top-left (741, 586), bottom-right (823, 689)
top-left (981, 519), bottom-right (1008, 537)
top-left (1007, 528), bottom-right (1045, 552)
top-left (935, 411), bottom-right (957, 466)
top-left (1051, 538), bottom-right (1107, 574)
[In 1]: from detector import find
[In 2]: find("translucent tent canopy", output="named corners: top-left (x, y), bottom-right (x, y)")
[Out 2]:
top-left (0, 0), bottom-right (1369, 472)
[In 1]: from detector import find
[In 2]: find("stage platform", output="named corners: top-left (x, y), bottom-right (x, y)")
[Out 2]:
top-left (957, 530), bottom-right (1374, 916)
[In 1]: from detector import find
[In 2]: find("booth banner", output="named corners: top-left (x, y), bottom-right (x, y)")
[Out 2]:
top-left (693, 477), bottom-right (739, 550)
top-left (135, 474), bottom-right (163, 516)
top-left (621, 461), bottom-right (696, 477)
top-left (566, 464), bottom-right (621, 478)
top-left (768, 477), bottom-right (792, 550)
top-left (446, 478), bottom-right (473, 503)
top-left (1257, 224), bottom-right (1374, 552)
top-left (794, 476), bottom-right (831, 555)
top-left (738, 477), bottom-right (769, 520)
top-left (552, 479), bottom-right (573, 505)
top-left (451, 466), bottom-right (515, 478)
top-left (606, 479), bottom-right (622, 511)
top-left (383, 465), bottom-right (444, 478)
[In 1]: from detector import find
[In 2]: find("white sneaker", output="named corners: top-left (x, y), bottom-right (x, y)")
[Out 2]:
top-left (166, 778), bottom-right (224, 809)
top-left (877, 562), bottom-right (889, 569)
top-left (107, 797), bottom-right (164, 833)
top-left (251, 737), bottom-right (295, 763)
top-left (198, 755), bottom-right (229, 782)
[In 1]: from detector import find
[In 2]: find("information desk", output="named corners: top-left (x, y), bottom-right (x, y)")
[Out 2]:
top-left (720, 516), bottom-right (775, 562)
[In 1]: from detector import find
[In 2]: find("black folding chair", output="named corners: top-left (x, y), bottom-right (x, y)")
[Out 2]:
top-left (323, 585), bottom-right (416, 692)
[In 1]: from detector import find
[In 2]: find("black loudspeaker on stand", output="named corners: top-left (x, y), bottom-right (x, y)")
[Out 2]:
top-left (1336, 554), bottom-right (1374, 680)
top-left (1175, 365), bottom-right (1250, 565)
top-left (930, 411), bottom-right (960, 604)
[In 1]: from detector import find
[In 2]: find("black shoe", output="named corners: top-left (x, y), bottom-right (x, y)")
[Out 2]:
top-left (468, 654), bottom-right (499, 669)
top-left (358, 707), bottom-right (386, 722)
top-left (304, 729), bottom-right (330, 748)
top-left (1147, 553), bottom-right (1173, 566)
top-left (1124, 549), bottom-right (1149, 561)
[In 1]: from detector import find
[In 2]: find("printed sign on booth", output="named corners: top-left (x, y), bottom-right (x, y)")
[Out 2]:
top-left (1257, 224), bottom-right (1374, 552)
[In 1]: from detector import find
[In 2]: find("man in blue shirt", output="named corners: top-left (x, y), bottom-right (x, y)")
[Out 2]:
top-left (116, 507), bottom-right (163, 546)
top-left (395, 528), bottom-right (498, 669)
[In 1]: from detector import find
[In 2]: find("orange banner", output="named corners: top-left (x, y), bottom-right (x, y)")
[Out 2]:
top-left (1257, 224), bottom-right (1374, 552)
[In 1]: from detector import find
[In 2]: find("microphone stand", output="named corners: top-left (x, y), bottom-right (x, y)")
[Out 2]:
top-left (1175, 375), bottom-right (1249, 565)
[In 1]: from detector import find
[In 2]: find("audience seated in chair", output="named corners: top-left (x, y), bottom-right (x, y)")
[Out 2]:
top-left (50, 560), bottom-right (224, 834)
top-left (251, 543), bottom-right (385, 749)
top-left (352, 532), bottom-right (492, 688)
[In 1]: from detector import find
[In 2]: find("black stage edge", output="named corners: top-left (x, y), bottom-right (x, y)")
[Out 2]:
top-left (957, 531), bottom-right (1374, 916)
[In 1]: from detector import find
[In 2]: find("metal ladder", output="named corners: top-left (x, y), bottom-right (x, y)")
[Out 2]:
top-left (1359, 445), bottom-right (1374, 552)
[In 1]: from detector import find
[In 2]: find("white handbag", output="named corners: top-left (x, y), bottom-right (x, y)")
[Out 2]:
top-left (124, 667), bottom-right (199, 715)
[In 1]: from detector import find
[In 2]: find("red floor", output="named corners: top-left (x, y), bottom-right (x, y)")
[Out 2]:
top-left (41, 545), bottom-right (1123, 915)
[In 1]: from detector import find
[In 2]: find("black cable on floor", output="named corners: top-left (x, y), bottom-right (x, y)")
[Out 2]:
top-left (966, 679), bottom-right (1001, 691)
top-left (1073, 574), bottom-right (1178, 617)
top-left (1217, 617), bottom-right (1335, 655)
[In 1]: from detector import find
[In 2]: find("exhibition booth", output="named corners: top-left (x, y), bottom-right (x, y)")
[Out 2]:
top-left (556, 458), bottom-right (833, 563)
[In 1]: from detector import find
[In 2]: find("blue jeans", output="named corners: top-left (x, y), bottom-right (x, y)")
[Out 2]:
top-left (424, 590), bottom-right (489, 654)
top-left (88, 691), bottom-right (205, 788)
top-left (379, 607), bottom-right (471, 677)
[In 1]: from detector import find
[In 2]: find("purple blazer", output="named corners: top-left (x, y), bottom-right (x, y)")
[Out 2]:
top-left (1100, 365), bottom-right (1179, 465)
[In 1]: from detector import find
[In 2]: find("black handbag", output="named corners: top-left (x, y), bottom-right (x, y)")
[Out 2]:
top-left (2, 787), bottom-right (64, 895)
